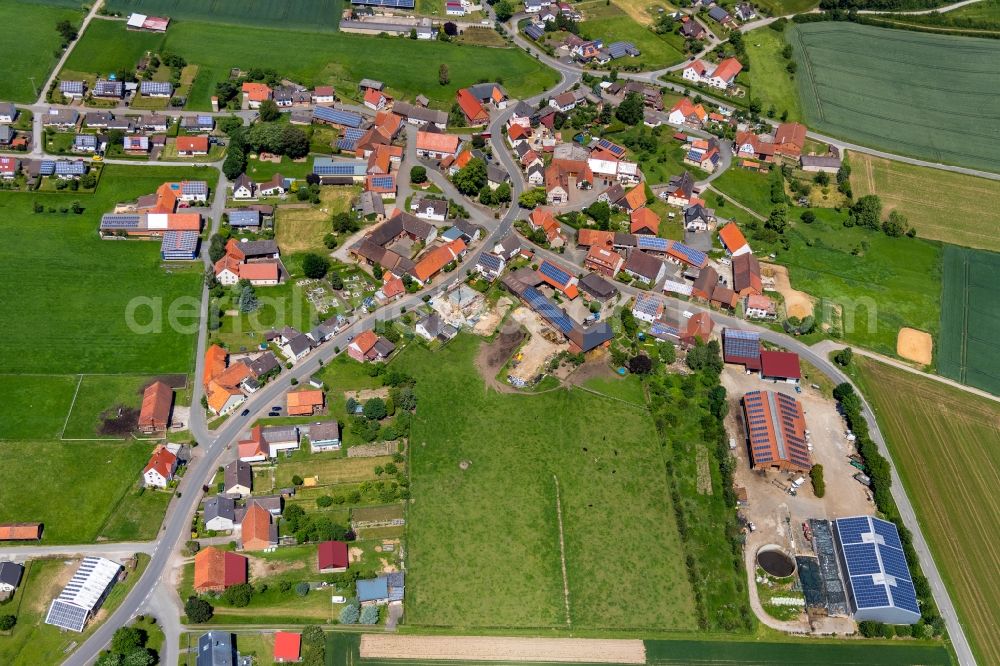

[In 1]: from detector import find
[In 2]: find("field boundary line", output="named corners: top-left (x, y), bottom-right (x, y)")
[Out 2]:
top-left (572, 385), bottom-right (647, 409)
top-left (960, 254), bottom-right (970, 382)
top-left (59, 374), bottom-right (84, 439)
top-left (553, 474), bottom-right (572, 627)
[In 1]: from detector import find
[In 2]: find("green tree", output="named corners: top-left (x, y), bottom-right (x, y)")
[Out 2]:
top-left (620, 308), bottom-right (638, 339)
top-left (494, 0), bottom-right (515, 21)
top-left (882, 210), bottom-right (908, 237)
top-left (111, 627), bottom-right (146, 655)
top-left (800, 210), bottom-right (816, 224)
top-left (80, 171), bottom-right (97, 189)
top-left (850, 194), bottom-right (882, 230)
top-left (584, 201), bottom-right (611, 229)
top-left (292, 474), bottom-right (304, 486)
top-left (331, 212), bottom-right (359, 234)
top-left (222, 583), bottom-right (254, 607)
top-left (453, 158), bottom-right (488, 195)
top-left (208, 234), bottom-right (227, 263)
top-left (222, 147), bottom-right (246, 180)
top-left (237, 283), bottom-right (259, 314)
top-left (615, 92), bottom-right (644, 125)
top-left (184, 597), bottom-right (214, 623)
top-left (55, 19), bottom-right (77, 43)
top-left (765, 205), bottom-right (788, 234)
top-left (359, 604), bottom-right (380, 624)
top-left (302, 253), bottom-right (330, 279)
top-left (495, 182), bottom-right (512, 204)
top-left (339, 602), bottom-right (360, 624)
top-left (363, 397), bottom-right (388, 421)
top-left (329, 273), bottom-right (344, 290)
top-left (834, 347), bottom-right (853, 367)
top-left (659, 341), bottom-right (676, 365)
top-left (258, 99), bottom-right (280, 122)
top-left (410, 166), bottom-right (427, 184)
top-left (809, 464), bottom-right (826, 497)
top-left (438, 64), bottom-right (450, 86)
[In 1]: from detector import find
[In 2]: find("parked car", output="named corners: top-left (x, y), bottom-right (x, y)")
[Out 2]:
top-left (240, 409), bottom-right (250, 416)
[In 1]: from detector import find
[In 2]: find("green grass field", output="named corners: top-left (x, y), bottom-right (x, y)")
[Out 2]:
top-left (937, 245), bottom-right (1000, 394)
top-left (743, 27), bottom-right (803, 122)
top-left (0, 375), bottom-right (79, 440)
top-left (105, 0), bottom-right (345, 31)
top-left (0, 441), bottom-right (160, 543)
top-left (789, 22), bottom-right (1000, 173)
top-left (849, 151), bottom-right (1000, 252)
top-left (577, 0), bottom-right (687, 69)
top-left (751, 0), bottom-right (819, 13)
top-left (64, 19), bottom-right (558, 111)
top-left (851, 356), bottom-right (1000, 666)
top-left (0, 1), bottom-right (83, 103)
top-left (0, 164), bottom-right (204, 375)
top-left (396, 335), bottom-right (696, 630)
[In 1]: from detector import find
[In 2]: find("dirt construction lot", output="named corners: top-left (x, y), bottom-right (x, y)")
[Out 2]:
top-left (360, 635), bottom-right (646, 663)
top-left (762, 263), bottom-right (813, 319)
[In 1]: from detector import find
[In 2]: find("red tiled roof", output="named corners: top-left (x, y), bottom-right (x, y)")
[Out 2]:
top-left (413, 239), bottom-right (466, 282)
top-left (194, 547), bottom-right (248, 592)
top-left (176, 136), bottom-right (209, 153)
top-left (241, 503), bottom-right (274, 549)
top-left (630, 207), bottom-right (660, 234)
top-left (623, 183), bottom-right (647, 211)
top-left (239, 262), bottom-right (280, 281)
top-left (576, 228), bottom-right (614, 248)
top-left (719, 222), bottom-right (749, 253)
top-left (456, 88), bottom-right (488, 123)
top-left (760, 350), bottom-right (801, 380)
top-left (204, 344), bottom-right (228, 387)
top-left (416, 131), bottom-right (460, 155)
top-left (242, 82), bottom-right (272, 102)
top-left (351, 330), bottom-right (379, 355)
top-left (317, 540), bottom-right (350, 570)
top-left (138, 381), bottom-right (173, 431)
top-left (0, 523), bottom-right (42, 540)
top-left (711, 57), bottom-right (743, 82)
top-left (274, 632), bottom-right (301, 662)
top-left (143, 445), bottom-right (176, 480)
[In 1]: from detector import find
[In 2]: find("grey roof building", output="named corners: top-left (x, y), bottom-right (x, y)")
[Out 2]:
top-left (197, 631), bottom-right (237, 666)
top-left (0, 561), bottom-right (24, 591)
top-left (204, 495), bottom-right (236, 526)
top-left (579, 272), bottom-right (618, 301)
top-left (247, 351), bottom-right (280, 378)
top-left (223, 460), bottom-right (252, 495)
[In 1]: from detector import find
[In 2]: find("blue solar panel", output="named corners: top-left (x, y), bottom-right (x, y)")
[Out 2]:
top-left (888, 579), bottom-right (920, 614)
top-left (524, 24), bottom-right (544, 40)
top-left (351, 0), bottom-right (415, 6)
top-left (633, 294), bottom-right (662, 317)
top-left (843, 543), bottom-right (881, 575)
top-left (687, 149), bottom-right (704, 161)
top-left (879, 545), bottom-right (910, 582)
top-left (524, 287), bottom-right (574, 334)
top-left (313, 106), bottom-right (364, 128)
top-left (101, 214), bottom-right (141, 229)
top-left (851, 575), bottom-right (891, 609)
top-left (637, 236), bottom-right (669, 251)
top-left (39, 161), bottom-right (55, 175)
top-left (724, 329), bottom-right (759, 359)
top-left (836, 516), bottom-right (871, 545)
top-left (668, 241), bottom-right (708, 267)
top-left (597, 139), bottom-right (626, 157)
top-left (539, 261), bottom-right (571, 287)
top-left (651, 322), bottom-right (679, 339)
top-left (370, 176), bottom-right (394, 189)
top-left (873, 517), bottom-right (903, 550)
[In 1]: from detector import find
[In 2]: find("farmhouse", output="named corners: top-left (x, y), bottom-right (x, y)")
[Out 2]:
top-left (194, 547), bottom-right (247, 593)
top-left (800, 154), bottom-right (841, 173)
top-left (741, 390), bottom-right (811, 472)
top-left (176, 135), bottom-right (210, 156)
top-left (718, 222), bottom-right (750, 256)
top-left (545, 159), bottom-right (594, 205)
top-left (347, 330), bottom-right (396, 363)
top-left (623, 250), bottom-right (666, 285)
top-left (0, 562), bottom-right (23, 596)
top-left (224, 460), bottom-right (253, 497)
top-left (44, 557), bottom-right (122, 633)
top-left (138, 380), bottom-right (173, 434)
top-left (692, 266), bottom-right (737, 308)
top-left (242, 82), bottom-right (273, 109)
top-left (667, 98), bottom-right (707, 127)
top-left (579, 272), bottom-right (618, 302)
top-left (584, 245), bottom-right (624, 277)
top-left (413, 238), bottom-right (466, 283)
top-left (731, 252), bottom-right (762, 296)
top-left (416, 131), bottom-right (461, 160)
top-left (683, 57), bottom-right (743, 89)
top-left (240, 503), bottom-right (277, 551)
top-left (203, 495), bottom-right (237, 531)
top-left (661, 172), bottom-right (696, 207)
top-left (287, 389), bottom-right (325, 416)
top-left (759, 350), bottom-right (801, 383)
top-left (630, 207), bottom-right (660, 235)
top-left (203, 345), bottom-right (248, 415)
top-left (93, 79), bottom-right (124, 99)
top-left (745, 293), bottom-right (777, 319)
top-left (632, 292), bottom-right (665, 323)
top-left (723, 328), bottom-right (761, 369)
top-left (142, 445), bottom-right (178, 489)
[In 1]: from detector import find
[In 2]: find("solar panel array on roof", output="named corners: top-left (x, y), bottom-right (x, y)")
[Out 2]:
top-left (140, 81), bottom-right (173, 96)
top-left (101, 214), bottom-right (142, 229)
top-left (44, 557), bottom-right (121, 632)
top-left (834, 515), bottom-right (920, 623)
top-left (524, 24), bottom-right (544, 40)
top-left (181, 181), bottom-right (207, 197)
top-left (45, 600), bottom-right (89, 632)
top-left (651, 321), bottom-right (680, 339)
top-left (337, 127), bottom-right (365, 151)
top-left (597, 138), bottom-right (626, 157)
top-left (160, 230), bottom-right (199, 259)
top-left (314, 159), bottom-right (366, 176)
top-left (39, 161), bottom-right (55, 176)
top-left (607, 41), bottom-right (638, 59)
top-left (723, 329), bottom-right (760, 359)
top-left (74, 134), bottom-right (97, 148)
top-left (633, 293), bottom-right (662, 318)
top-left (668, 241), bottom-right (708, 267)
top-left (539, 260), bottom-right (572, 287)
top-left (227, 210), bottom-right (260, 227)
top-left (55, 161), bottom-right (86, 175)
top-left (523, 287), bottom-right (574, 334)
top-left (636, 236), bottom-right (669, 252)
top-left (351, 0), bottom-right (415, 6)
top-left (369, 175), bottom-right (394, 190)
top-left (313, 106), bottom-right (364, 128)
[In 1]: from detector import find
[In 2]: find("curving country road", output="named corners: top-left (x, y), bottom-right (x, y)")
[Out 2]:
top-left (0, 3), bottom-right (978, 664)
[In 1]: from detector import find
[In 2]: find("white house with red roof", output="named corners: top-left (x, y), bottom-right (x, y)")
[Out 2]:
top-left (682, 58), bottom-right (743, 90)
top-left (142, 445), bottom-right (178, 489)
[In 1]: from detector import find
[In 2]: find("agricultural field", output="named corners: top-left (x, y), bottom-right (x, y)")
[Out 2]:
top-left (0, 0), bottom-right (83, 103)
top-left (397, 335), bottom-right (697, 630)
top-left (275, 186), bottom-right (359, 254)
top-left (750, 0), bottom-right (819, 13)
top-left (742, 26), bottom-right (803, 122)
top-left (324, 633), bottom-right (950, 666)
top-left (849, 151), bottom-right (1000, 252)
top-left (0, 441), bottom-right (162, 543)
top-left (789, 22), bottom-right (1000, 173)
top-left (938, 245), bottom-right (1000, 394)
top-left (63, 19), bottom-right (558, 111)
top-left (105, 0), bottom-right (345, 31)
top-left (851, 356), bottom-right (1000, 666)
top-left (577, 0), bottom-right (687, 68)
